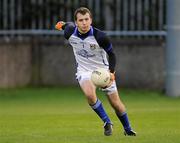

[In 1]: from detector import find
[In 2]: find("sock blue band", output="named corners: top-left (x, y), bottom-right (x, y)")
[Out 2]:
top-left (91, 99), bottom-right (101, 109)
top-left (90, 99), bottom-right (111, 123)
top-left (117, 112), bottom-right (132, 131)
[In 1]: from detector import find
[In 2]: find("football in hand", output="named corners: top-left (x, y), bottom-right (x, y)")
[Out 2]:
top-left (91, 68), bottom-right (111, 87)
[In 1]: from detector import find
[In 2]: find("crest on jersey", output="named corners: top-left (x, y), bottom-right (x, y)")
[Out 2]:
top-left (76, 49), bottom-right (95, 59)
top-left (90, 44), bottom-right (97, 50)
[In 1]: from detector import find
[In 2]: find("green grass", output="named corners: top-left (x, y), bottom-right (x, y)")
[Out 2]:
top-left (0, 87), bottom-right (180, 143)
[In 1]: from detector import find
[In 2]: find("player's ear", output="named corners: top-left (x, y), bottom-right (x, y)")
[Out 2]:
top-left (90, 18), bottom-right (92, 25)
top-left (74, 21), bottom-right (78, 26)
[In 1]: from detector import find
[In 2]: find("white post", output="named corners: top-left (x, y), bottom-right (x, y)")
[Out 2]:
top-left (166, 0), bottom-right (180, 97)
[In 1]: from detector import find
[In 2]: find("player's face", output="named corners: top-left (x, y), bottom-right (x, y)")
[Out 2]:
top-left (75, 13), bottom-right (92, 34)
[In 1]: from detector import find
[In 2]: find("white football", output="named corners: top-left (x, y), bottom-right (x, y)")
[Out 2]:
top-left (91, 68), bottom-right (111, 87)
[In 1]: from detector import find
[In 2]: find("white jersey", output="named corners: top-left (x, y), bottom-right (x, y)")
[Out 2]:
top-left (68, 27), bottom-right (109, 72)
top-left (64, 23), bottom-right (115, 74)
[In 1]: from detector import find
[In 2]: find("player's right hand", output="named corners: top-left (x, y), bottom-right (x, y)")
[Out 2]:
top-left (55, 21), bottom-right (65, 30)
top-left (102, 72), bottom-right (115, 89)
top-left (110, 72), bottom-right (115, 82)
top-left (107, 72), bottom-right (115, 87)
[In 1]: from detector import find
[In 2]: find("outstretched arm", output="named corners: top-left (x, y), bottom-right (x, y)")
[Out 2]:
top-left (55, 21), bottom-right (75, 39)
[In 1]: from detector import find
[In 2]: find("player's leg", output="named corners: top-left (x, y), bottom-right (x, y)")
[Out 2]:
top-left (80, 80), bottom-right (111, 123)
top-left (102, 82), bottom-right (136, 136)
top-left (107, 91), bottom-right (136, 136)
top-left (79, 79), bottom-right (113, 136)
top-left (79, 79), bottom-right (97, 104)
top-left (77, 72), bottom-right (111, 123)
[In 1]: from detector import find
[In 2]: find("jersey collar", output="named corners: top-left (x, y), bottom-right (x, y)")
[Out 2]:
top-left (73, 26), bottom-right (94, 40)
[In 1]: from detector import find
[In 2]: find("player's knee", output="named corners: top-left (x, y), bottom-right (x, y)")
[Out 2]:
top-left (86, 93), bottom-right (95, 100)
top-left (85, 93), bottom-right (97, 104)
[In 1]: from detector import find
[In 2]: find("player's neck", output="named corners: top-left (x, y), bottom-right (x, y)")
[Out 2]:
top-left (77, 27), bottom-right (91, 35)
top-left (77, 28), bottom-right (91, 40)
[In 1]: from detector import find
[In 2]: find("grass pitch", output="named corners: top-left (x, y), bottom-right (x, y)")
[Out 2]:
top-left (0, 87), bottom-right (180, 143)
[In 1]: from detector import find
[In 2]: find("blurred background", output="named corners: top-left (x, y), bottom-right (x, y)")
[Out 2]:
top-left (0, 0), bottom-right (168, 90)
top-left (1, 2), bottom-right (180, 142)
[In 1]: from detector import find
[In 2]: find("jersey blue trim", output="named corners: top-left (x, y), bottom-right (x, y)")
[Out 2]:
top-left (89, 26), bottom-right (94, 36)
top-left (73, 26), bottom-right (93, 40)
top-left (73, 27), bottom-right (78, 36)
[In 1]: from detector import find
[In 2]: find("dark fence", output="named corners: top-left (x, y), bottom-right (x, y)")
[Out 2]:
top-left (0, 0), bottom-right (166, 37)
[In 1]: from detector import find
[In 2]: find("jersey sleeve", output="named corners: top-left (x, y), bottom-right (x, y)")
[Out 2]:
top-left (107, 50), bottom-right (116, 73)
top-left (63, 22), bottom-right (75, 40)
top-left (94, 28), bottom-right (116, 73)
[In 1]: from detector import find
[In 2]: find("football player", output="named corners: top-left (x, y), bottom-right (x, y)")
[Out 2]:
top-left (55, 7), bottom-right (136, 136)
